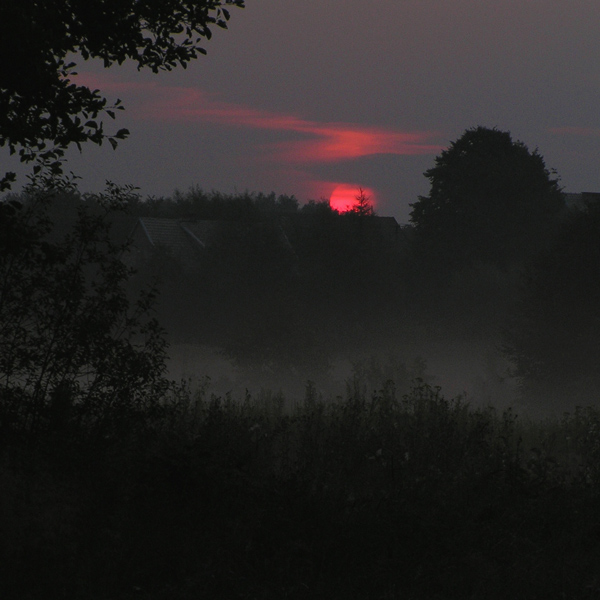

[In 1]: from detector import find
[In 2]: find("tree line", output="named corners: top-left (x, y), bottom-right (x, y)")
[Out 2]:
top-left (116, 127), bottom-right (598, 409)
top-left (3, 126), bottom-right (599, 418)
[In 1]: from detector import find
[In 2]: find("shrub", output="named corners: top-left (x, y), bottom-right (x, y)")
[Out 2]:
top-left (0, 180), bottom-right (171, 443)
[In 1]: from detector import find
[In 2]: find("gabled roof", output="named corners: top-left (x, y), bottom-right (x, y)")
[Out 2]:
top-left (138, 217), bottom-right (196, 250)
top-left (564, 192), bottom-right (600, 211)
top-left (128, 214), bottom-right (405, 273)
top-left (130, 217), bottom-right (223, 270)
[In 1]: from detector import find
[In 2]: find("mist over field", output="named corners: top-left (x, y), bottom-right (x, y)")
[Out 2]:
top-left (162, 319), bottom-right (520, 417)
top-left (165, 340), bottom-right (517, 409)
top-left (112, 166), bottom-right (596, 419)
top-left (4, 128), bottom-right (600, 599)
top-left (4, 150), bottom-right (600, 600)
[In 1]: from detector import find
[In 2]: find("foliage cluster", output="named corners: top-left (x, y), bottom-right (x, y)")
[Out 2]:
top-left (128, 187), bottom-right (396, 375)
top-left (135, 187), bottom-right (302, 221)
top-left (0, 0), bottom-right (244, 190)
top-left (0, 182), bottom-right (171, 442)
top-left (405, 127), bottom-right (600, 405)
top-left (2, 381), bottom-right (600, 599)
top-left (129, 187), bottom-right (379, 221)
top-left (409, 126), bottom-right (564, 269)
top-left (503, 200), bottom-right (600, 401)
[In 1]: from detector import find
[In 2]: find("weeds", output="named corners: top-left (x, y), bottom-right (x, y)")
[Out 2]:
top-left (1, 380), bottom-right (600, 599)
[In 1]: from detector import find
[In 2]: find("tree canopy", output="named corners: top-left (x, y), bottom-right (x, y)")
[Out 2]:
top-left (0, 0), bottom-right (245, 435)
top-left (503, 201), bottom-right (600, 405)
top-left (409, 126), bottom-right (564, 267)
top-left (0, 184), bottom-right (170, 437)
top-left (348, 188), bottom-right (375, 217)
top-left (0, 0), bottom-right (244, 190)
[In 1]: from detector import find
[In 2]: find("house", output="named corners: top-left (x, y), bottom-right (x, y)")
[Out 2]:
top-left (126, 217), bottom-right (222, 271)
top-left (125, 215), bottom-right (302, 271)
top-left (125, 213), bottom-right (406, 275)
top-left (564, 192), bottom-right (600, 211)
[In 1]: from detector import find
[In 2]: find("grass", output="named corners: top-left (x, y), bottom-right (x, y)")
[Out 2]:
top-left (2, 379), bottom-right (600, 599)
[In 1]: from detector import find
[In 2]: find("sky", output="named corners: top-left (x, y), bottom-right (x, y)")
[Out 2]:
top-left (10, 0), bottom-right (600, 222)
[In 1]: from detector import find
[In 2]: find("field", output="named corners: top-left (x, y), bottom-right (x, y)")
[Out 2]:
top-left (2, 378), bottom-right (600, 600)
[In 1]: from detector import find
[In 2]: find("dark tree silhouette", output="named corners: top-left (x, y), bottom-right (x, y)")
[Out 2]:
top-left (409, 126), bottom-right (564, 268)
top-left (0, 184), bottom-right (170, 438)
top-left (0, 0), bottom-right (244, 190)
top-left (503, 201), bottom-right (600, 405)
top-left (349, 187), bottom-right (375, 217)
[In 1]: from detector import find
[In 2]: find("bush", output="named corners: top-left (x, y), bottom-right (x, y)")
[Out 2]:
top-left (0, 180), bottom-right (171, 443)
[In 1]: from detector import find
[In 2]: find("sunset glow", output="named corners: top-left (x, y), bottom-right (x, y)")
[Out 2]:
top-left (329, 184), bottom-right (375, 213)
top-left (72, 72), bottom-right (442, 165)
top-left (140, 85), bottom-right (441, 162)
top-left (57, 0), bottom-right (600, 219)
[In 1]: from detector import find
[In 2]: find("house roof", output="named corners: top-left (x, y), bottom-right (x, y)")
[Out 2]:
top-left (138, 216), bottom-right (225, 248)
top-left (130, 217), bottom-right (223, 269)
top-left (564, 192), bottom-right (600, 210)
top-left (128, 214), bottom-right (405, 272)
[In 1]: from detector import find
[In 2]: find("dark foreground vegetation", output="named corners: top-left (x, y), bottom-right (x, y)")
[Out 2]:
top-left (3, 128), bottom-right (600, 597)
top-left (3, 1), bottom-right (600, 594)
top-left (3, 187), bottom-right (600, 599)
top-left (2, 380), bottom-right (600, 600)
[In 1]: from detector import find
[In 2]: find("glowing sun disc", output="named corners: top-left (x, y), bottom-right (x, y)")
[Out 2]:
top-left (329, 184), bottom-right (375, 212)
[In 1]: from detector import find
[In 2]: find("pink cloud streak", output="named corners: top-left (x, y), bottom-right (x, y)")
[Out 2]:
top-left (143, 87), bottom-right (442, 162)
top-left (72, 72), bottom-right (441, 163)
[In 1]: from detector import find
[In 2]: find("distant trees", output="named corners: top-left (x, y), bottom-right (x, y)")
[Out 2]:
top-left (0, 0), bottom-right (244, 189)
top-left (128, 188), bottom-right (404, 372)
top-left (503, 201), bottom-right (600, 405)
top-left (134, 188), bottom-right (301, 221)
top-left (406, 128), bottom-right (600, 406)
top-left (409, 126), bottom-right (564, 268)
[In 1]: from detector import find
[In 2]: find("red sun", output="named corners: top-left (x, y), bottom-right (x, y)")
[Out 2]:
top-left (329, 184), bottom-right (375, 213)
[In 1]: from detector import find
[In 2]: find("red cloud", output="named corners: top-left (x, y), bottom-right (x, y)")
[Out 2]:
top-left (144, 87), bottom-right (441, 161)
top-left (268, 126), bottom-right (440, 162)
top-left (71, 72), bottom-right (442, 162)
